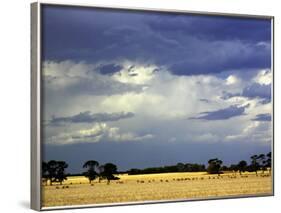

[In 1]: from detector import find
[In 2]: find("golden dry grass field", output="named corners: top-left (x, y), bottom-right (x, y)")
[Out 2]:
top-left (42, 171), bottom-right (272, 207)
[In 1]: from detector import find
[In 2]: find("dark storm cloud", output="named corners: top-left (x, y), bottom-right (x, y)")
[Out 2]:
top-left (220, 91), bottom-right (241, 100)
top-left (98, 63), bottom-right (123, 75)
top-left (242, 83), bottom-right (271, 100)
top-left (252, 113), bottom-right (271, 122)
top-left (41, 5), bottom-right (272, 172)
top-left (147, 15), bottom-right (271, 42)
top-left (50, 111), bottom-right (135, 125)
top-left (43, 141), bottom-right (271, 173)
top-left (169, 42), bottom-right (270, 75)
top-left (190, 105), bottom-right (248, 120)
top-left (221, 83), bottom-right (271, 103)
top-left (42, 5), bottom-right (271, 75)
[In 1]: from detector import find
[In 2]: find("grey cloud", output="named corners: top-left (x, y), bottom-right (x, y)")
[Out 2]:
top-left (220, 91), bottom-right (241, 100)
top-left (50, 111), bottom-right (135, 125)
top-left (43, 6), bottom-right (271, 75)
top-left (71, 132), bottom-right (103, 140)
top-left (146, 15), bottom-right (271, 42)
top-left (221, 83), bottom-right (271, 104)
top-left (44, 72), bottom-right (144, 96)
top-left (242, 83), bottom-right (271, 100)
top-left (199, 98), bottom-right (210, 103)
top-left (252, 113), bottom-right (271, 122)
top-left (98, 63), bottom-right (123, 75)
top-left (190, 105), bottom-right (248, 120)
top-left (44, 140), bottom-right (271, 173)
top-left (259, 99), bottom-right (271, 104)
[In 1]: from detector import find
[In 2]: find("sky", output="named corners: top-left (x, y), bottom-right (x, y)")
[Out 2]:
top-left (41, 5), bottom-right (272, 173)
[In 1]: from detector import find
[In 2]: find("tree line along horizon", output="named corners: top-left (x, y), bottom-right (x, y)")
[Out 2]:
top-left (42, 152), bottom-right (271, 185)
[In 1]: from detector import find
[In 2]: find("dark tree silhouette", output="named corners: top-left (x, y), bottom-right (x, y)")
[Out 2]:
top-left (265, 152), bottom-right (272, 174)
top-left (47, 160), bottom-right (58, 185)
top-left (42, 161), bottom-right (49, 185)
top-left (176, 163), bottom-right (185, 172)
top-left (97, 165), bottom-right (104, 183)
top-left (128, 163), bottom-right (205, 175)
top-left (229, 164), bottom-right (239, 174)
top-left (55, 161), bottom-right (68, 185)
top-left (184, 163), bottom-right (205, 172)
top-left (207, 158), bottom-right (223, 175)
top-left (237, 160), bottom-right (247, 175)
top-left (250, 155), bottom-right (260, 176)
top-left (258, 154), bottom-right (266, 173)
top-left (100, 163), bottom-right (119, 184)
top-left (42, 161), bottom-right (48, 178)
top-left (83, 160), bottom-right (99, 184)
top-left (221, 165), bottom-right (228, 171)
top-left (46, 160), bottom-right (68, 185)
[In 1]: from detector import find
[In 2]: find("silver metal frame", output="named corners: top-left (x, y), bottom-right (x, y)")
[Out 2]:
top-left (31, 2), bottom-right (41, 211)
top-left (31, 1), bottom-right (274, 211)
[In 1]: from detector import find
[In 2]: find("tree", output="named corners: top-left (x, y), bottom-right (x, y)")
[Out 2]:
top-left (83, 160), bottom-right (99, 184)
top-left (100, 163), bottom-right (119, 184)
top-left (176, 163), bottom-right (185, 172)
top-left (42, 161), bottom-right (49, 185)
top-left (258, 154), bottom-right (266, 173)
top-left (237, 160), bottom-right (247, 175)
top-left (207, 158), bottom-right (223, 175)
top-left (221, 165), bottom-right (228, 171)
top-left (42, 161), bottom-right (48, 176)
top-left (47, 160), bottom-right (58, 185)
top-left (265, 152), bottom-right (272, 174)
top-left (46, 160), bottom-right (68, 185)
top-left (55, 161), bottom-right (68, 185)
top-left (184, 163), bottom-right (205, 172)
top-left (250, 155), bottom-right (260, 176)
top-left (128, 168), bottom-right (141, 175)
top-left (229, 164), bottom-right (239, 174)
top-left (98, 165), bottom-right (104, 183)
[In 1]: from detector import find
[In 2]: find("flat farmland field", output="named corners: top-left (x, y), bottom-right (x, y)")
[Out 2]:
top-left (42, 172), bottom-right (272, 208)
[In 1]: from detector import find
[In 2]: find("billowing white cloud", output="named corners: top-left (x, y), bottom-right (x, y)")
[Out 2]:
top-left (226, 75), bottom-right (240, 85)
top-left (43, 60), bottom-right (272, 146)
top-left (254, 69), bottom-right (272, 85)
top-left (46, 122), bottom-right (154, 145)
top-left (225, 120), bottom-right (271, 144)
top-left (42, 60), bottom-right (144, 96)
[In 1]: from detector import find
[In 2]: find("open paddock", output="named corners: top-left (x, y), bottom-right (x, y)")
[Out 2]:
top-left (42, 171), bottom-right (272, 207)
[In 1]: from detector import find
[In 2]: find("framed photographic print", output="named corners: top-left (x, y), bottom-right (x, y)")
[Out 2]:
top-left (31, 1), bottom-right (274, 211)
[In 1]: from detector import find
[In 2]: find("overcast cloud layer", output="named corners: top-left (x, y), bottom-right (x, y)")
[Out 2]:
top-left (42, 5), bottom-right (272, 173)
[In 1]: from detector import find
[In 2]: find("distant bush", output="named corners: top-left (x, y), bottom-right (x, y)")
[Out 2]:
top-left (128, 163), bottom-right (206, 175)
